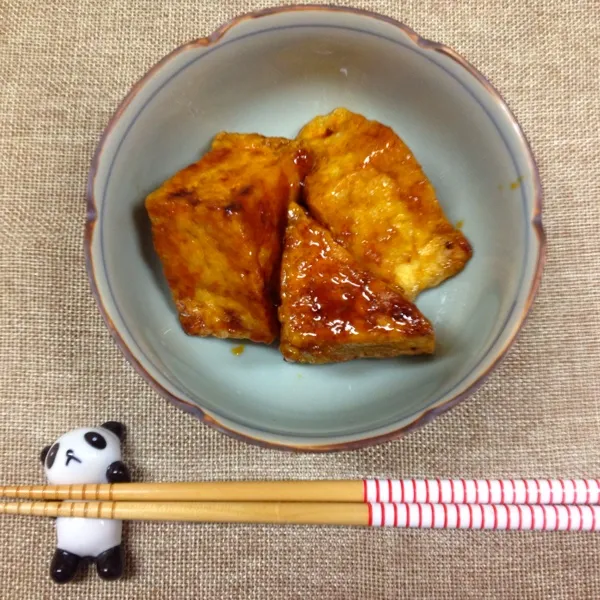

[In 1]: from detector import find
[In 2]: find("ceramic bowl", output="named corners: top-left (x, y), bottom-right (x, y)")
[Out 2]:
top-left (86, 6), bottom-right (545, 451)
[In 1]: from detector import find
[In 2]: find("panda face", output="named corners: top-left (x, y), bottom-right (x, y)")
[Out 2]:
top-left (44, 427), bottom-right (122, 485)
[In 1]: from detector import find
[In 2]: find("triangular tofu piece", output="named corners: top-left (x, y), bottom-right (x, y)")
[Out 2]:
top-left (279, 203), bottom-right (435, 364)
top-left (297, 108), bottom-right (472, 300)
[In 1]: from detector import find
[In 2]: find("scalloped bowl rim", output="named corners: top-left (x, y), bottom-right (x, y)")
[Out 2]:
top-left (85, 5), bottom-right (546, 452)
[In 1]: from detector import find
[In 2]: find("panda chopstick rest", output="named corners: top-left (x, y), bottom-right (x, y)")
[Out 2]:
top-left (40, 422), bottom-right (130, 583)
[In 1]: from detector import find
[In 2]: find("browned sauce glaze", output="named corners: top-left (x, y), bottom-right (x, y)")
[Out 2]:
top-left (145, 109), bottom-right (472, 362)
top-left (145, 133), bottom-right (311, 344)
top-left (297, 108), bottom-right (472, 300)
top-left (279, 203), bottom-right (435, 364)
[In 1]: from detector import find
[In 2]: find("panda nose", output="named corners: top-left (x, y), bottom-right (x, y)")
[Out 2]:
top-left (65, 449), bottom-right (82, 466)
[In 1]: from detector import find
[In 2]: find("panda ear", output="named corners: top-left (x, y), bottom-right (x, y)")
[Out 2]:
top-left (40, 445), bottom-right (51, 465)
top-left (100, 421), bottom-right (126, 441)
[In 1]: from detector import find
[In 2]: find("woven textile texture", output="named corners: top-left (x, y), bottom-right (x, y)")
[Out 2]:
top-left (1, 0), bottom-right (600, 598)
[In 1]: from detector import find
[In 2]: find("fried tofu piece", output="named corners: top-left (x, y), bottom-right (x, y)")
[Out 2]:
top-left (145, 133), bottom-right (311, 344)
top-left (278, 203), bottom-right (435, 364)
top-left (297, 108), bottom-right (472, 300)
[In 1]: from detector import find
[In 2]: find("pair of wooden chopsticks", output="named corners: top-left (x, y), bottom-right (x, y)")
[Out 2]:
top-left (2, 479), bottom-right (599, 531)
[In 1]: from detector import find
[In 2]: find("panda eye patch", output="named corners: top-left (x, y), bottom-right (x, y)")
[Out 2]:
top-left (84, 432), bottom-right (107, 449)
top-left (46, 443), bottom-right (59, 469)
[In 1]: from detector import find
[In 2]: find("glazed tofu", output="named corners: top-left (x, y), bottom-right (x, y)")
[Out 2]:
top-left (278, 203), bottom-right (435, 364)
top-left (145, 133), bottom-right (310, 344)
top-left (297, 108), bottom-right (472, 300)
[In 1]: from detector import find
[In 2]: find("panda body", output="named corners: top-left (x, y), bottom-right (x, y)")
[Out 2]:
top-left (56, 515), bottom-right (122, 558)
top-left (42, 423), bottom-right (130, 583)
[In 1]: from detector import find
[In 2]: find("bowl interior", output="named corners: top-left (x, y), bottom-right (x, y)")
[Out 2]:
top-left (91, 15), bottom-right (538, 447)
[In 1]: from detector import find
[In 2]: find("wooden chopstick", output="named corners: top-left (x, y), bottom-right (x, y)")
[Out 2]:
top-left (0, 500), bottom-right (367, 526)
top-left (2, 479), bottom-right (599, 505)
top-left (0, 481), bottom-right (363, 503)
top-left (2, 500), bottom-right (600, 531)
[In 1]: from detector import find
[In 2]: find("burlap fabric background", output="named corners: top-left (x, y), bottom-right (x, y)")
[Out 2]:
top-left (1, 0), bottom-right (599, 597)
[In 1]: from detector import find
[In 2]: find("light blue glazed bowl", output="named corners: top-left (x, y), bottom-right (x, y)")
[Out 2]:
top-left (86, 6), bottom-right (545, 451)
